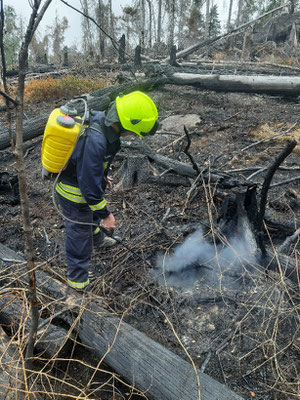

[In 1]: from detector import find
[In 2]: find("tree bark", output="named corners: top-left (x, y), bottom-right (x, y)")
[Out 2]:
top-left (0, 96), bottom-right (111, 150)
top-left (226, 0), bottom-right (234, 32)
top-left (170, 72), bottom-right (300, 96)
top-left (157, 0), bottom-right (162, 43)
top-left (205, 0), bottom-right (210, 38)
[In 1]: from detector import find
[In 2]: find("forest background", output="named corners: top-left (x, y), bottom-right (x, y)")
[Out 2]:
top-left (3, 0), bottom-right (300, 69)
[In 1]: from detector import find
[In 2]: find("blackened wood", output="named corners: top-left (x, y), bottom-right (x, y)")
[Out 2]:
top-left (118, 34), bottom-right (126, 64)
top-left (170, 73), bottom-right (300, 97)
top-left (35, 272), bottom-right (245, 400)
top-left (257, 140), bottom-right (297, 255)
top-left (123, 141), bottom-right (254, 189)
top-left (134, 45), bottom-right (142, 67)
top-left (0, 96), bottom-right (110, 150)
top-left (0, 293), bottom-right (71, 360)
top-left (169, 45), bottom-right (180, 67)
top-left (183, 125), bottom-right (200, 174)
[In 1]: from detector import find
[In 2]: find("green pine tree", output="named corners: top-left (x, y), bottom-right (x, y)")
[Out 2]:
top-left (209, 5), bottom-right (221, 37)
top-left (3, 5), bottom-right (21, 67)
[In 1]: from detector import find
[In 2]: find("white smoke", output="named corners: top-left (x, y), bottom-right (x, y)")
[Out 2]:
top-left (158, 227), bottom-right (258, 276)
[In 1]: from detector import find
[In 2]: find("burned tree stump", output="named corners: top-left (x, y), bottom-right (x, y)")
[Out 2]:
top-left (118, 154), bottom-right (191, 188)
top-left (118, 155), bottom-right (151, 187)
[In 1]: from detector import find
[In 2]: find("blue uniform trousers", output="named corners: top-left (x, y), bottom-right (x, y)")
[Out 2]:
top-left (58, 194), bottom-right (103, 289)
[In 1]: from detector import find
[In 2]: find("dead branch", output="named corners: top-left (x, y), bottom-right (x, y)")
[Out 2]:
top-left (183, 125), bottom-right (200, 174)
top-left (257, 140), bottom-right (297, 255)
top-left (123, 141), bottom-right (254, 189)
top-left (165, 3), bottom-right (289, 61)
top-left (59, 0), bottom-right (119, 52)
top-left (270, 175), bottom-right (300, 188)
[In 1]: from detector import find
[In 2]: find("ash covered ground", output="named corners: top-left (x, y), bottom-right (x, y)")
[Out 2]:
top-left (0, 82), bottom-right (300, 399)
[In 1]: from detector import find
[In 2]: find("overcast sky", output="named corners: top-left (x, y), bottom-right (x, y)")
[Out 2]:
top-left (6, 0), bottom-right (231, 48)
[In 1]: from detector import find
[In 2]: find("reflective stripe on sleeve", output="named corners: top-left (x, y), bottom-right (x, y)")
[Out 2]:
top-left (56, 182), bottom-right (86, 204)
top-left (67, 278), bottom-right (90, 289)
top-left (89, 199), bottom-right (107, 211)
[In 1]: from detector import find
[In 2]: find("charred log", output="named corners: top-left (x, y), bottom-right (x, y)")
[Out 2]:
top-left (0, 292), bottom-right (72, 360)
top-left (118, 155), bottom-right (190, 188)
top-left (0, 96), bottom-right (111, 151)
top-left (170, 72), bottom-right (300, 97)
top-left (33, 271), bottom-right (245, 400)
top-left (0, 78), bottom-right (167, 150)
top-left (122, 141), bottom-right (255, 189)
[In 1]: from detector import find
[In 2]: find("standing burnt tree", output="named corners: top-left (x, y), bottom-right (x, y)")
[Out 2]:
top-left (0, 0), bottom-right (53, 397)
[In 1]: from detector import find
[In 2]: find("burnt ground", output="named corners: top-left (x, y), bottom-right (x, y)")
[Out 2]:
top-left (0, 81), bottom-right (300, 400)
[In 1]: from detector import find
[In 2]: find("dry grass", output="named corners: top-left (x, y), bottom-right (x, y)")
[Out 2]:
top-left (24, 75), bottom-right (110, 103)
top-left (0, 75), bottom-right (111, 107)
top-left (250, 123), bottom-right (300, 153)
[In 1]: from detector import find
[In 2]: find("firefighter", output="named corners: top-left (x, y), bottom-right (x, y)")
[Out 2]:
top-left (56, 91), bottom-right (159, 291)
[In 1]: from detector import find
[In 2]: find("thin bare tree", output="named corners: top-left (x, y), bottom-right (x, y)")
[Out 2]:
top-left (226, 0), bottom-right (234, 31)
top-left (15, 0), bottom-right (52, 388)
top-left (205, 0), bottom-right (210, 37)
top-left (168, 0), bottom-right (176, 49)
top-left (157, 0), bottom-right (162, 43)
top-left (139, 0), bottom-right (146, 49)
top-left (0, 1), bottom-right (15, 148)
top-left (145, 0), bottom-right (153, 47)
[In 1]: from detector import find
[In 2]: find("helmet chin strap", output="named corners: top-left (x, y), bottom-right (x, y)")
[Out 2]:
top-left (117, 122), bottom-right (127, 135)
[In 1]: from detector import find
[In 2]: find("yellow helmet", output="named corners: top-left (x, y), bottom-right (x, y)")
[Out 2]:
top-left (116, 91), bottom-right (158, 137)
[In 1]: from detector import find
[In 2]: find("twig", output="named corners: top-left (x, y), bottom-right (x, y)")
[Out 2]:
top-left (225, 166), bottom-right (300, 174)
top-left (183, 125), bottom-right (200, 174)
top-left (217, 353), bottom-right (227, 385)
top-left (200, 350), bottom-right (212, 373)
top-left (246, 167), bottom-right (268, 180)
top-left (42, 227), bottom-right (51, 245)
top-left (0, 89), bottom-right (18, 105)
top-left (157, 133), bottom-right (185, 153)
top-left (270, 176), bottom-right (300, 188)
top-left (241, 122), bottom-right (297, 152)
top-left (223, 111), bottom-right (241, 121)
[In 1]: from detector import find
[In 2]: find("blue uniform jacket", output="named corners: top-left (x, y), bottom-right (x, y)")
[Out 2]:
top-left (56, 111), bottom-right (121, 219)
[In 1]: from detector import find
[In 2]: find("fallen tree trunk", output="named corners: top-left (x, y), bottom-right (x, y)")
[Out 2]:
top-left (170, 72), bottom-right (300, 96)
top-left (0, 249), bottom-right (245, 400)
top-left (0, 77), bottom-right (166, 150)
top-left (0, 96), bottom-right (111, 151)
top-left (122, 141), bottom-right (254, 189)
top-left (34, 271), bottom-right (245, 400)
top-left (164, 3), bottom-right (288, 61)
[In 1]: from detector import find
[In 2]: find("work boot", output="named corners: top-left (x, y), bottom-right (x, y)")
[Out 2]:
top-left (99, 236), bottom-right (118, 248)
top-left (93, 233), bottom-right (118, 248)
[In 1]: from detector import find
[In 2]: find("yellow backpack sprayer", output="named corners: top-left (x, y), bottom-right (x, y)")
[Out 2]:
top-left (41, 99), bottom-right (87, 179)
top-left (41, 97), bottom-right (94, 227)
